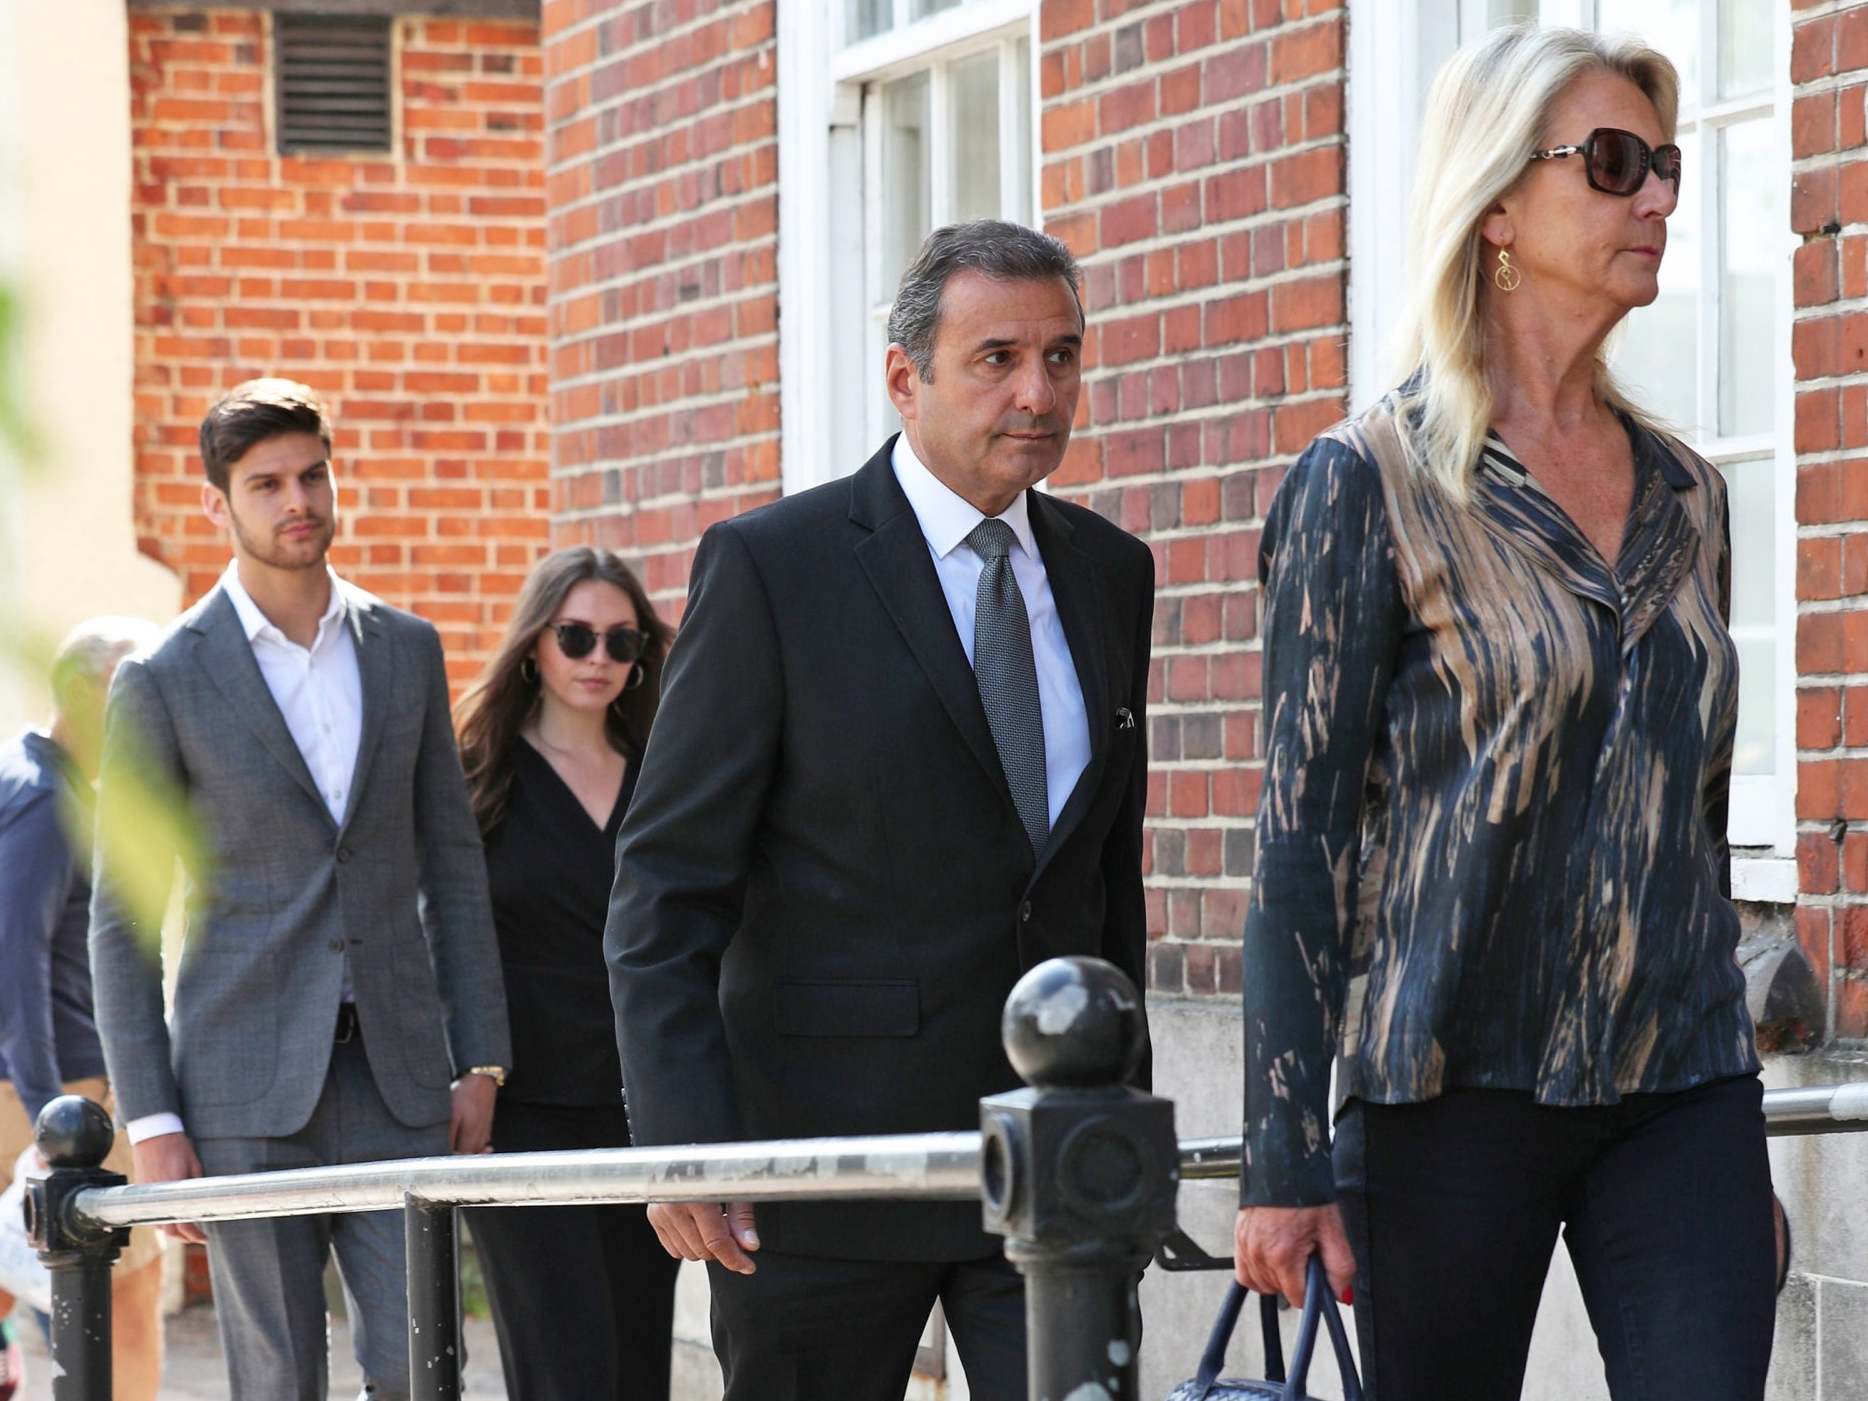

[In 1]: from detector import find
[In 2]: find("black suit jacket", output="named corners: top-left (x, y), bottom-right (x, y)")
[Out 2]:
top-left (604, 437), bottom-right (1155, 1261)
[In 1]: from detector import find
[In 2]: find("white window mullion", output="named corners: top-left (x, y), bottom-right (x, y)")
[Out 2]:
top-left (863, 84), bottom-right (889, 449)
top-left (929, 58), bottom-right (954, 227)
top-left (892, 0), bottom-right (913, 30)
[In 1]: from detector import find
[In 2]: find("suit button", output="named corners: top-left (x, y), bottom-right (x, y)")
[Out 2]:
top-left (1019, 901), bottom-right (1033, 924)
top-left (335, 846), bottom-right (351, 864)
top-left (329, 939), bottom-right (344, 953)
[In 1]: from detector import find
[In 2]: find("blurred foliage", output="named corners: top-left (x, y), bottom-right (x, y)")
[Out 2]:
top-left (0, 278), bottom-right (204, 947)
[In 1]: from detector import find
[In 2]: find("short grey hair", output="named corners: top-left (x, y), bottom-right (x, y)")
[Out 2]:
top-left (886, 220), bottom-right (1085, 381)
top-left (50, 616), bottom-right (160, 714)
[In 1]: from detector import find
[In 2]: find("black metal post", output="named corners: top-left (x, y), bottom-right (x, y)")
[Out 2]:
top-left (405, 1194), bottom-right (463, 1401)
top-left (982, 956), bottom-right (1179, 1400)
top-left (24, 1097), bottom-right (129, 1401)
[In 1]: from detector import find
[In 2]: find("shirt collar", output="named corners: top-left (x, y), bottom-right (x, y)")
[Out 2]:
top-left (219, 561), bottom-right (347, 646)
top-left (890, 433), bottom-right (1038, 562)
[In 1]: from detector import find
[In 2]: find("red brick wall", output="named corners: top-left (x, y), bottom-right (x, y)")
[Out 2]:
top-left (541, 0), bottom-right (779, 620)
top-left (1039, 0), bottom-right (1347, 996)
top-left (129, 7), bottom-right (551, 682)
top-left (1790, 0), bottom-right (1868, 1038)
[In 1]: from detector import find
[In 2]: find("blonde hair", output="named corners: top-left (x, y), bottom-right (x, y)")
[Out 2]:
top-left (1392, 24), bottom-right (1680, 500)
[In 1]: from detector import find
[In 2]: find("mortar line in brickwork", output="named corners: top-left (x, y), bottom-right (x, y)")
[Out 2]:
top-left (548, 362), bottom-right (779, 408)
top-left (543, 4), bottom-right (767, 81)
top-left (1034, 14), bottom-right (1343, 87)
top-left (544, 55), bottom-right (775, 145)
top-left (1039, 65), bottom-right (1346, 149)
top-left (547, 431), bottom-right (778, 470)
top-left (544, 95), bottom-right (773, 178)
top-left (547, 275), bottom-right (779, 328)
top-left (546, 186), bottom-right (775, 257)
top-left (1038, 104), bottom-right (1344, 175)
top-left (549, 482), bottom-right (776, 517)
top-left (1789, 524), bottom-right (1868, 542)
top-left (1065, 212), bottom-right (1347, 278)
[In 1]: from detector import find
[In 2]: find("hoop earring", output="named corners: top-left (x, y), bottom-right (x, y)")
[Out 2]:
top-left (519, 656), bottom-right (539, 686)
top-left (1494, 247), bottom-right (1522, 293)
top-left (623, 665), bottom-right (646, 692)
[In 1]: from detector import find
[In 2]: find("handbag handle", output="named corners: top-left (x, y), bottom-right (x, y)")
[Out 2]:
top-left (1191, 1258), bottom-right (1361, 1401)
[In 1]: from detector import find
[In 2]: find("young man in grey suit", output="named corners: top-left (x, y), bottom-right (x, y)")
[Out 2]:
top-left (88, 379), bottom-right (510, 1401)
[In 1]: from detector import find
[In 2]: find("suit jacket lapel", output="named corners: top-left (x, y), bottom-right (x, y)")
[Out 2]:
top-left (850, 443), bottom-right (1016, 807)
top-left (190, 589), bottom-right (331, 824)
top-left (339, 591), bottom-right (393, 835)
top-left (1029, 492), bottom-right (1110, 878)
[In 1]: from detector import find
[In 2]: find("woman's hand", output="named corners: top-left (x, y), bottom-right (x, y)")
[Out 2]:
top-left (1234, 1203), bottom-right (1356, 1308)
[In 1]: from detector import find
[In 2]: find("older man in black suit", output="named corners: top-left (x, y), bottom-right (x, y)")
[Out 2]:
top-left (604, 220), bottom-right (1155, 1399)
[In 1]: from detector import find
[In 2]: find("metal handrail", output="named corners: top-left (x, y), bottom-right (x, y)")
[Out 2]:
top-left (64, 1082), bottom-right (1868, 1230)
top-left (68, 1131), bottom-right (984, 1230)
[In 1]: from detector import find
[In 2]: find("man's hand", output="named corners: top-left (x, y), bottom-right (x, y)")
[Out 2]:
top-left (647, 1201), bottom-right (759, 1274)
top-left (449, 1074), bottom-right (497, 1155)
top-left (130, 1132), bottom-right (206, 1244)
top-left (1234, 1203), bottom-right (1356, 1308)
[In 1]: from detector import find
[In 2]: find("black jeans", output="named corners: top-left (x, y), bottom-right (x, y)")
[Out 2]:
top-left (1333, 1073), bottom-right (1775, 1401)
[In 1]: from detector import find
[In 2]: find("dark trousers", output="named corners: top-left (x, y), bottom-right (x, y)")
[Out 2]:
top-left (708, 1250), bottom-right (1026, 1401)
top-left (1333, 1073), bottom-right (1776, 1401)
top-left (464, 1101), bottom-right (679, 1401)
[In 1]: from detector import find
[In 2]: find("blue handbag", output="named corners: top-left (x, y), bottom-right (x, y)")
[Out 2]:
top-left (1166, 1257), bottom-right (1364, 1401)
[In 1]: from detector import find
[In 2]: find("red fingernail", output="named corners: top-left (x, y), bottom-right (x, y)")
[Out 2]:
top-left (1340, 1286), bottom-right (1354, 1305)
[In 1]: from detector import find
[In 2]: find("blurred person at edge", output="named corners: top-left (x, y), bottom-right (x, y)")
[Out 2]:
top-left (453, 547), bottom-right (679, 1401)
top-left (87, 378), bottom-right (509, 1401)
top-left (1233, 25), bottom-right (1782, 1401)
top-left (0, 617), bottom-right (165, 1401)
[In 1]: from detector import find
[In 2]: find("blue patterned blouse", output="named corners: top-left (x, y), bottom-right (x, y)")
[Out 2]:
top-left (1241, 395), bottom-right (1760, 1208)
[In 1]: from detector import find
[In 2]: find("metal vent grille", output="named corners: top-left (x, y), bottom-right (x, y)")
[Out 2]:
top-left (275, 15), bottom-right (393, 155)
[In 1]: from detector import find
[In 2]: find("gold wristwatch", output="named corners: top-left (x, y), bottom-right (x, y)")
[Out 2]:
top-left (463, 1065), bottom-right (507, 1087)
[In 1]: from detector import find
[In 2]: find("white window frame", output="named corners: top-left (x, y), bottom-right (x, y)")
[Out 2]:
top-left (1346, 0), bottom-right (1798, 893)
top-left (777, 0), bottom-right (1038, 496)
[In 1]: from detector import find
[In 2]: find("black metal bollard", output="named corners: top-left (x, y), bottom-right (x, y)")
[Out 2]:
top-left (982, 956), bottom-right (1179, 1401)
top-left (405, 1195), bottom-right (463, 1401)
top-left (24, 1096), bottom-right (129, 1401)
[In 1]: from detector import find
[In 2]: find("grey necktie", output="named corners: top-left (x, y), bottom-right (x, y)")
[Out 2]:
top-left (965, 518), bottom-right (1049, 855)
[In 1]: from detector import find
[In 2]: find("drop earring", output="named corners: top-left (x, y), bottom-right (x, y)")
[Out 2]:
top-left (1494, 247), bottom-right (1522, 293)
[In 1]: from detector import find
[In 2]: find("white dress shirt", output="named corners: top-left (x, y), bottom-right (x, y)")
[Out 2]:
top-left (891, 435), bottom-right (1089, 829)
top-left (127, 562), bottom-right (364, 1146)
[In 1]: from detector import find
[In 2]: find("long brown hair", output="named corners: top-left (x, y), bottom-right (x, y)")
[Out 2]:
top-left (455, 547), bottom-right (674, 835)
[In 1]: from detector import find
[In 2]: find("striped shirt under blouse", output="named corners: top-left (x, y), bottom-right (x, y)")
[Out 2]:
top-left (1241, 394), bottom-right (1760, 1209)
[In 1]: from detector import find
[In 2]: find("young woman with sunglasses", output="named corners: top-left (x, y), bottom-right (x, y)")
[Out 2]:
top-left (454, 546), bottom-right (678, 1401)
top-left (1233, 26), bottom-right (1777, 1400)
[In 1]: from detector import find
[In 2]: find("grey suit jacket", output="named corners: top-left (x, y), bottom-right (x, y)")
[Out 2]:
top-left (88, 582), bottom-right (509, 1140)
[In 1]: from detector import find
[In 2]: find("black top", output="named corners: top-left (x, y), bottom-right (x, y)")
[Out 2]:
top-left (486, 739), bottom-right (637, 1106)
top-left (1242, 398), bottom-right (1758, 1209)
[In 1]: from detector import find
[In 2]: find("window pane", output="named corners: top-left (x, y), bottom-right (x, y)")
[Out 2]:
top-left (913, 0), bottom-right (966, 16)
top-left (1612, 128), bottom-right (1700, 431)
top-left (1718, 0), bottom-right (1773, 100)
top-left (882, 72), bottom-right (932, 295)
top-left (950, 51), bottom-right (1001, 225)
top-left (846, 0), bottom-right (892, 42)
top-left (1595, 0), bottom-right (1697, 100)
top-left (1720, 117), bottom-right (1775, 438)
top-left (1721, 458), bottom-right (1775, 777)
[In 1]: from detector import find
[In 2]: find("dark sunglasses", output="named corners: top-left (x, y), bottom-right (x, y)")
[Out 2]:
top-left (1530, 127), bottom-right (1682, 197)
top-left (551, 621), bottom-right (647, 664)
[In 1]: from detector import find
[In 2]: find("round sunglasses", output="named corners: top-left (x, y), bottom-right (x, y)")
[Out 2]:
top-left (550, 621), bottom-right (647, 664)
top-left (1529, 127), bottom-right (1682, 197)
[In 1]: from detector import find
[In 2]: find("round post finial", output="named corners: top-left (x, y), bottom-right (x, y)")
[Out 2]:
top-left (1001, 955), bottom-right (1144, 1088)
top-left (35, 1095), bottom-right (116, 1170)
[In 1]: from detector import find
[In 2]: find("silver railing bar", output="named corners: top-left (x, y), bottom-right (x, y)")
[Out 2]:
top-left (62, 1083), bottom-right (1868, 1231)
top-left (1175, 1082), bottom-right (1868, 1181)
top-left (70, 1131), bottom-right (985, 1230)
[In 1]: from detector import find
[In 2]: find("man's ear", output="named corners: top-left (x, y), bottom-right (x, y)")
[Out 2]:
top-left (884, 344), bottom-right (921, 424)
top-left (201, 481), bottom-right (230, 530)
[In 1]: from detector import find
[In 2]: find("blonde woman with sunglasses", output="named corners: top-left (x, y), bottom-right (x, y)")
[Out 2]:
top-left (1234, 26), bottom-right (1774, 1400)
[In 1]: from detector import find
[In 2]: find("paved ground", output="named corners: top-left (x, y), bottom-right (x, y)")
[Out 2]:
top-left (14, 1306), bottom-right (509, 1399)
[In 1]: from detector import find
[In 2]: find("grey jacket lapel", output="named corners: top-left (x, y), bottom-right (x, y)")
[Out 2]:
top-left (339, 589), bottom-right (394, 836)
top-left (189, 589), bottom-right (330, 823)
